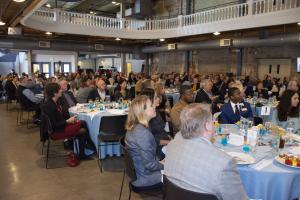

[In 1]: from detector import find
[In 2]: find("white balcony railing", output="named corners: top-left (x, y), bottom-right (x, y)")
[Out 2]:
top-left (26, 0), bottom-right (300, 39)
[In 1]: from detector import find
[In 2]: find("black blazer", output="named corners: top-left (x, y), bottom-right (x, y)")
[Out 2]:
top-left (5, 80), bottom-right (17, 99)
top-left (42, 99), bottom-right (67, 132)
top-left (87, 88), bottom-right (110, 101)
top-left (113, 89), bottom-right (131, 101)
top-left (195, 89), bottom-right (212, 104)
top-left (255, 89), bottom-right (269, 99)
top-left (57, 91), bottom-right (77, 119)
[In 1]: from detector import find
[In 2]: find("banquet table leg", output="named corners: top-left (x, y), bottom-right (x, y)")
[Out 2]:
top-left (119, 170), bottom-right (125, 200)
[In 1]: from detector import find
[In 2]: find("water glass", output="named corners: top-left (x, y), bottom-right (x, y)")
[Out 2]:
top-left (242, 144), bottom-right (250, 153)
top-left (271, 136), bottom-right (279, 152)
top-left (221, 135), bottom-right (228, 146)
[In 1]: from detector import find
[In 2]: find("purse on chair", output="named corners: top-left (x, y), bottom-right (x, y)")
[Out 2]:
top-left (66, 152), bottom-right (80, 167)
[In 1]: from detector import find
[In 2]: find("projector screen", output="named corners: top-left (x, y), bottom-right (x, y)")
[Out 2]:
top-left (298, 57), bottom-right (300, 72)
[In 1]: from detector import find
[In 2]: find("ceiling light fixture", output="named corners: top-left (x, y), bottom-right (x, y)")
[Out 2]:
top-left (116, 3), bottom-right (120, 5)
top-left (0, 20), bottom-right (5, 26)
top-left (45, 31), bottom-right (52, 35)
top-left (160, 38), bottom-right (165, 42)
top-left (112, 1), bottom-right (116, 4)
top-left (46, 3), bottom-right (51, 8)
top-left (298, 22), bottom-right (300, 25)
top-left (115, 38), bottom-right (121, 41)
top-left (213, 31), bottom-right (220, 36)
top-left (89, 11), bottom-right (94, 14)
top-left (13, 0), bottom-right (26, 2)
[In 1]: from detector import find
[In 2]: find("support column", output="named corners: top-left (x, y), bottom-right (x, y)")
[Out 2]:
top-left (184, 0), bottom-right (191, 74)
top-left (27, 50), bottom-right (32, 75)
top-left (237, 48), bottom-right (243, 76)
top-left (74, 52), bottom-right (78, 73)
top-left (121, 53), bottom-right (126, 75)
top-left (144, 53), bottom-right (152, 75)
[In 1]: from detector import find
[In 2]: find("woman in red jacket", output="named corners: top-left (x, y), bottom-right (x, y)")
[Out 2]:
top-left (43, 82), bottom-right (95, 160)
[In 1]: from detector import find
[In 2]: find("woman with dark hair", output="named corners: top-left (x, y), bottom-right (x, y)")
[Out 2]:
top-left (254, 81), bottom-right (269, 99)
top-left (271, 90), bottom-right (300, 134)
top-left (42, 83), bottom-right (95, 160)
top-left (155, 82), bottom-right (170, 122)
top-left (128, 72), bottom-right (137, 85)
top-left (113, 79), bottom-right (131, 101)
top-left (140, 88), bottom-right (171, 160)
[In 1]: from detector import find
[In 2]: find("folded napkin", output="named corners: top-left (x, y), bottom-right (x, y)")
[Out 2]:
top-left (228, 134), bottom-right (244, 146)
top-left (251, 159), bottom-right (273, 170)
top-left (290, 133), bottom-right (300, 143)
top-left (107, 109), bottom-right (125, 115)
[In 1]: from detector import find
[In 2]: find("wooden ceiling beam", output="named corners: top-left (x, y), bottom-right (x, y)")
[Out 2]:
top-left (10, 0), bottom-right (44, 27)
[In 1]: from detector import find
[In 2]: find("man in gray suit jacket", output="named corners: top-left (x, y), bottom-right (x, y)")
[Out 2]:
top-left (164, 103), bottom-right (248, 200)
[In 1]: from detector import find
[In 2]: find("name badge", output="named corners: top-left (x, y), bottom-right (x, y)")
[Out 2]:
top-left (241, 108), bottom-right (247, 112)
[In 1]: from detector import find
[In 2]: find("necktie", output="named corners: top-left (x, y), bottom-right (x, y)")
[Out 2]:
top-left (235, 104), bottom-right (240, 115)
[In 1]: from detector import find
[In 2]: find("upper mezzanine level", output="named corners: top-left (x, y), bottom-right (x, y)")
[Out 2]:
top-left (22, 0), bottom-right (300, 40)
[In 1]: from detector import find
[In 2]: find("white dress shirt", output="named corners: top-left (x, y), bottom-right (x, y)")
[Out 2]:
top-left (230, 101), bottom-right (242, 114)
top-left (97, 89), bottom-right (106, 100)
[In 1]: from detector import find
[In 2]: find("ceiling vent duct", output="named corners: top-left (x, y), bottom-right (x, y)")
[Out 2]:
top-left (167, 43), bottom-right (177, 50)
top-left (95, 44), bottom-right (104, 51)
top-left (39, 41), bottom-right (51, 48)
top-left (220, 39), bottom-right (232, 47)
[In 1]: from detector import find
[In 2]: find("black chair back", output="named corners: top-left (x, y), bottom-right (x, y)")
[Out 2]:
top-left (100, 115), bottom-right (127, 135)
top-left (163, 175), bottom-right (218, 200)
top-left (42, 112), bottom-right (53, 135)
top-left (119, 136), bottom-right (137, 182)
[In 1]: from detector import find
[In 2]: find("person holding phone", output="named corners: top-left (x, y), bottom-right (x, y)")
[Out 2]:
top-left (42, 82), bottom-right (95, 160)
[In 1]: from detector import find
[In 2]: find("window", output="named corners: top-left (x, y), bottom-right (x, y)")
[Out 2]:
top-left (63, 63), bottom-right (70, 73)
top-left (32, 62), bottom-right (51, 77)
top-left (269, 64), bottom-right (272, 74)
top-left (33, 64), bottom-right (40, 73)
top-left (54, 62), bottom-right (71, 74)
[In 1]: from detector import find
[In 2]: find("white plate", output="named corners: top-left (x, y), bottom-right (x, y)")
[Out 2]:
top-left (289, 146), bottom-right (300, 155)
top-left (274, 156), bottom-right (300, 169)
top-left (227, 152), bottom-right (255, 165)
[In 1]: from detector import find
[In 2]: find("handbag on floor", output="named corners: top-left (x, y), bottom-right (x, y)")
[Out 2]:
top-left (66, 152), bottom-right (79, 167)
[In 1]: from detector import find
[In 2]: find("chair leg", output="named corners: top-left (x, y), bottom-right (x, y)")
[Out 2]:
top-left (27, 111), bottom-right (30, 128)
top-left (118, 170), bottom-right (125, 200)
top-left (16, 108), bottom-right (19, 125)
top-left (45, 140), bottom-right (50, 169)
top-left (128, 187), bottom-right (132, 200)
top-left (6, 99), bottom-right (9, 111)
top-left (42, 141), bottom-right (45, 155)
top-left (97, 144), bottom-right (103, 172)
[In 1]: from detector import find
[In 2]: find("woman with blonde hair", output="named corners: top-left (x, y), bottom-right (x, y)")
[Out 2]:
top-left (125, 95), bottom-right (163, 188)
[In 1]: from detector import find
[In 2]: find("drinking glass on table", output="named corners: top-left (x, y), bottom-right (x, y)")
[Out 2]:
top-left (247, 118), bottom-right (254, 129)
top-left (286, 121), bottom-right (295, 145)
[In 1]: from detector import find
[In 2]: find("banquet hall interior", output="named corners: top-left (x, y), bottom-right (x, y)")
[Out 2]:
top-left (0, 0), bottom-right (300, 200)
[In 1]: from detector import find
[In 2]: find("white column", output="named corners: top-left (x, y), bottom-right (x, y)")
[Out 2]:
top-left (247, 0), bottom-right (253, 16)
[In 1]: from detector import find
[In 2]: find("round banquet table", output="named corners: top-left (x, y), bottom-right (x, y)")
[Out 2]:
top-left (217, 124), bottom-right (300, 200)
top-left (69, 104), bottom-right (127, 159)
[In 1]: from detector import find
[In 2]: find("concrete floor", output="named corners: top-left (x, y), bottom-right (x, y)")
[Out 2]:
top-left (0, 103), bottom-right (161, 200)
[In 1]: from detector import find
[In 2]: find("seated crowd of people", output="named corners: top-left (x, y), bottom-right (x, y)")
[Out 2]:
top-left (1, 69), bottom-right (300, 199)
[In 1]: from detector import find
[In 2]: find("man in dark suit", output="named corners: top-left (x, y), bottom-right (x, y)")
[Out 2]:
top-left (88, 79), bottom-right (110, 101)
top-left (195, 79), bottom-right (217, 103)
top-left (5, 75), bottom-right (17, 100)
top-left (219, 87), bottom-right (253, 124)
top-left (195, 79), bottom-right (220, 113)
